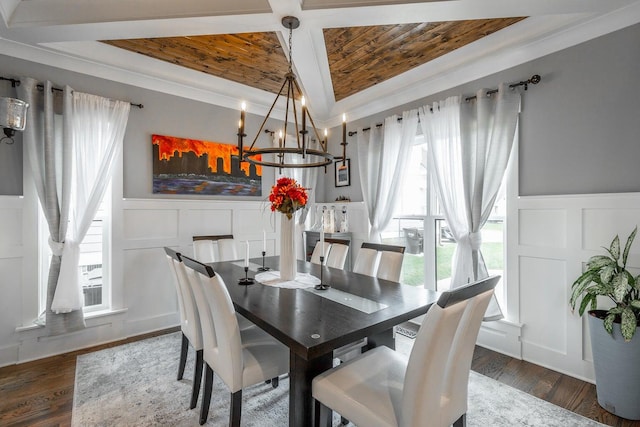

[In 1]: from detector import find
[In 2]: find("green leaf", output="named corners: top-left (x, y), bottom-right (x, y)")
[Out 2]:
top-left (599, 265), bottom-right (615, 284)
top-left (609, 306), bottom-right (624, 315)
top-left (621, 307), bottom-right (637, 341)
top-left (570, 271), bottom-right (595, 308)
top-left (586, 256), bottom-right (616, 270)
top-left (578, 293), bottom-right (595, 316)
top-left (612, 272), bottom-right (630, 302)
top-left (622, 227), bottom-right (637, 267)
top-left (630, 300), bottom-right (640, 310)
top-left (609, 235), bottom-right (621, 261)
top-left (604, 313), bottom-right (616, 335)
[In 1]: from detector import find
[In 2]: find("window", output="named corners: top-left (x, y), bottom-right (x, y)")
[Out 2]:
top-left (380, 139), bottom-right (428, 286)
top-left (380, 134), bottom-right (508, 309)
top-left (38, 190), bottom-right (111, 315)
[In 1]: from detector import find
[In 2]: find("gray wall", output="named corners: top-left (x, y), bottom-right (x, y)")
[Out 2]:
top-left (321, 22), bottom-right (640, 201)
top-left (2, 22), bottom-right (640, 199)
top-left (0, 56), bottom-right (282, 199)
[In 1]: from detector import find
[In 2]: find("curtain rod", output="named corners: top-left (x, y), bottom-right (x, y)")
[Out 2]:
top-left (0, 76), bottom-right (144, 109)
top-left (348, 74), bottom-right (541, 137)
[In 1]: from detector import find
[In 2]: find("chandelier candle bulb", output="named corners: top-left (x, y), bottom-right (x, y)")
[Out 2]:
top-left (263, 230), bottom-right (266, 252)
top-left (342, 113), bottom-right (347, 143)
top-left (245, 240), bottom-right (249, 268)
top-left (238, 102), bottom-right (246, 156)
top-left (301, 97), bottom-right (306, 133)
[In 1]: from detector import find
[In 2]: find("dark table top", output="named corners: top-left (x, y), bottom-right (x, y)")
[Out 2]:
top-left (208, 257), bottom-right (439, 360)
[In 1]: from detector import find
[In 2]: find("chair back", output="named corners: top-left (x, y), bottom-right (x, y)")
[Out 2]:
top-left (164, 247), bottom-right (186, 328)
top-left (441, 276), bottom-right (500, 425)
top-left (193, 238), bottom-right (216, 263)
top-left (360, 242), bottom-right (406, 254)
top-left (401, 275), bottom-right (499, 427)
top-left (326, 241), bottom-right (349, 269)
top-left (182, 256), bottom-right (220, 365)
top-left (377, 250), bottom-right (404, 282)
top-left (164, 247), bottom-right (202, 350)
top-left (352, 247), bottom-right (379, 276)
top-left (182, 255), bottom-right (244, 393)
top-left (193, 234), bottom-right (238, 263)
top-left (310, 241), bottom-right (332, 265)
top-left (218, 238), bottom-right (239, 261)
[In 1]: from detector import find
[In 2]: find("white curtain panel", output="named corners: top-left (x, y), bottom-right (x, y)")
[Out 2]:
top-left (19, 78), bottom-right (84, 334)
top-left (419, 84), bottom-right (521, 320)
top-left (51, 92), bottom-right (130, 313)
top-left (357, 110), bottom-right (418, 241)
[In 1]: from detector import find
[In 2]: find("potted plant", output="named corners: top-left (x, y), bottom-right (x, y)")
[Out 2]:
top-left (570, 227), bottom-right (640, 420)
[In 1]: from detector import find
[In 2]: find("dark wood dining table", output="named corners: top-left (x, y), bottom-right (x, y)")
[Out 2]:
top-left (207, 256), bottom-right (439, 427)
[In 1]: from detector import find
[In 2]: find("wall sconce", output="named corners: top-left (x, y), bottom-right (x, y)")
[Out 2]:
top-left (0, 97), bottom-right (29, 145)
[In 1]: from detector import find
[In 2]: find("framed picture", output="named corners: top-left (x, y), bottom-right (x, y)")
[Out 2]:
top-left (335, 158), bottom-right (351, 187)
top-left (152, 134), bottom-right (262, 196)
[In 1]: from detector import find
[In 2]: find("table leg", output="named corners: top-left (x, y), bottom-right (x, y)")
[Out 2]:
top-left (289, 351), bottom-right (333, 427)
top-left (366, 328), bottom-right (395, 351)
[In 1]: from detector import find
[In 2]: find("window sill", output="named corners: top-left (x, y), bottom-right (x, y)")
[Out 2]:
top-left (15, 307), bottom-right (128, 333)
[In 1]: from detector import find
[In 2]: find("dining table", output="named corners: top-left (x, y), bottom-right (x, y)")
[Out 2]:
top-left (207, 256), bottom-right (439, 427)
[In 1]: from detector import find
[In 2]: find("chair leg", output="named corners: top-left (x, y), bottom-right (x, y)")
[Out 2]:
top-left (178, 332), bottom-right (188, 380)
top-left (229, 390), bottom-right (242, 427)
top-left (190, 349), bottom-right (203, 409)
top-left (199, 364), bottom-right (214, 425)
top-left (453, 413), bottom-right (467, 427)
top-left (271, 376), bottom-right (279, 388)
top-left (314, 400), bottom-right (332, 427)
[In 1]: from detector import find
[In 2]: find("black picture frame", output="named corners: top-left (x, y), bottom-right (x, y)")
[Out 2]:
top-left (335, 158), bottom-right (351, 187)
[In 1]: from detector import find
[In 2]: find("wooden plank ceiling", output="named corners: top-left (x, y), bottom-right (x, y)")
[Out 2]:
top-left (103, 17), bottom-right (524, 102)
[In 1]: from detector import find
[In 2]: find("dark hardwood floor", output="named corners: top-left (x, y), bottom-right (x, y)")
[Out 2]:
top-left (0, 328), bottom-right (637, 426)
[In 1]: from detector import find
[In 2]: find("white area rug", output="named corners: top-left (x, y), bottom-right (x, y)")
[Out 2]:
top-left (72, 332), bottom-right (607, 426)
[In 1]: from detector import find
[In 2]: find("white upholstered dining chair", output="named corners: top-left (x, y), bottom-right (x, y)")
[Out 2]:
top-left (352, 246), bottom-right (379, 276)
top-left (325, 241), bottom-right (349, 270)
top-left (192, 234), bottom-right (239, 263)
top-left (164, 247), bottom-right (204, 410)
top-left (193, 238), bottom-right (216, 263)
top-left (377, 250), bottom-right (405, 282)
top-left (310, 241), bottom-right (332, 265)
top-left (312, 275), bottom-right (500, 427)
top-left (181, 255), bottom-right (290, 426)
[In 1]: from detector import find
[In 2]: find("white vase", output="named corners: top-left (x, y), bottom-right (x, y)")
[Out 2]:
top-left (279, 214), bottom-right (297, 281)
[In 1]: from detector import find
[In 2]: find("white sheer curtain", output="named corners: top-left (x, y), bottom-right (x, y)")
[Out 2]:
top-left (51, 92), bottom-right (130, 313)
top-left (19, 78), bottom-right (82, 334)
top-left (357, 110), bottom-right (418, 241)
top-left (419, 84), bottom-right (521, 320)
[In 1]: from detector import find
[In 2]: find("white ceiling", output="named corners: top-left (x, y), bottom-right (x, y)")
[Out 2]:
top-left (1, 0), bottom-right (639, 127)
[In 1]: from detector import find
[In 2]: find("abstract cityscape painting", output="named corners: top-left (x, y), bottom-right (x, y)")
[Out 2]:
top-left (152, 134), bottom-right (262, 196)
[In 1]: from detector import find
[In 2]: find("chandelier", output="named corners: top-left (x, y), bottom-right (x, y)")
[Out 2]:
top-left (237, 16), bottom-right (347, 169)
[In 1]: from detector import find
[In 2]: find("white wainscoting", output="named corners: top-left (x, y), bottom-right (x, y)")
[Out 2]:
top-left (0, 196), bottom-right (280, 367)
top-left (117, 198), bottom-right (278, 337)
top-left (498, 192), bottom-right (640, 383)
top-left (5, 190), bottom-right (639, 383)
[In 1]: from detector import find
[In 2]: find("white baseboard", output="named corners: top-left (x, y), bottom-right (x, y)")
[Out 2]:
top-left (477, 318), bottom-right (523, 359)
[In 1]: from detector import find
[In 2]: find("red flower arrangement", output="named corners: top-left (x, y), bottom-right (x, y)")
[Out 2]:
top-left (269, 177), bottom-right (308, 219)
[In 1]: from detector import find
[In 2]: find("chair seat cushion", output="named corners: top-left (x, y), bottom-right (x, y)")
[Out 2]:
top-left (241, 340), bottom-right (289, 389)
top-left (313, 346), bottom-right (408, 427)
